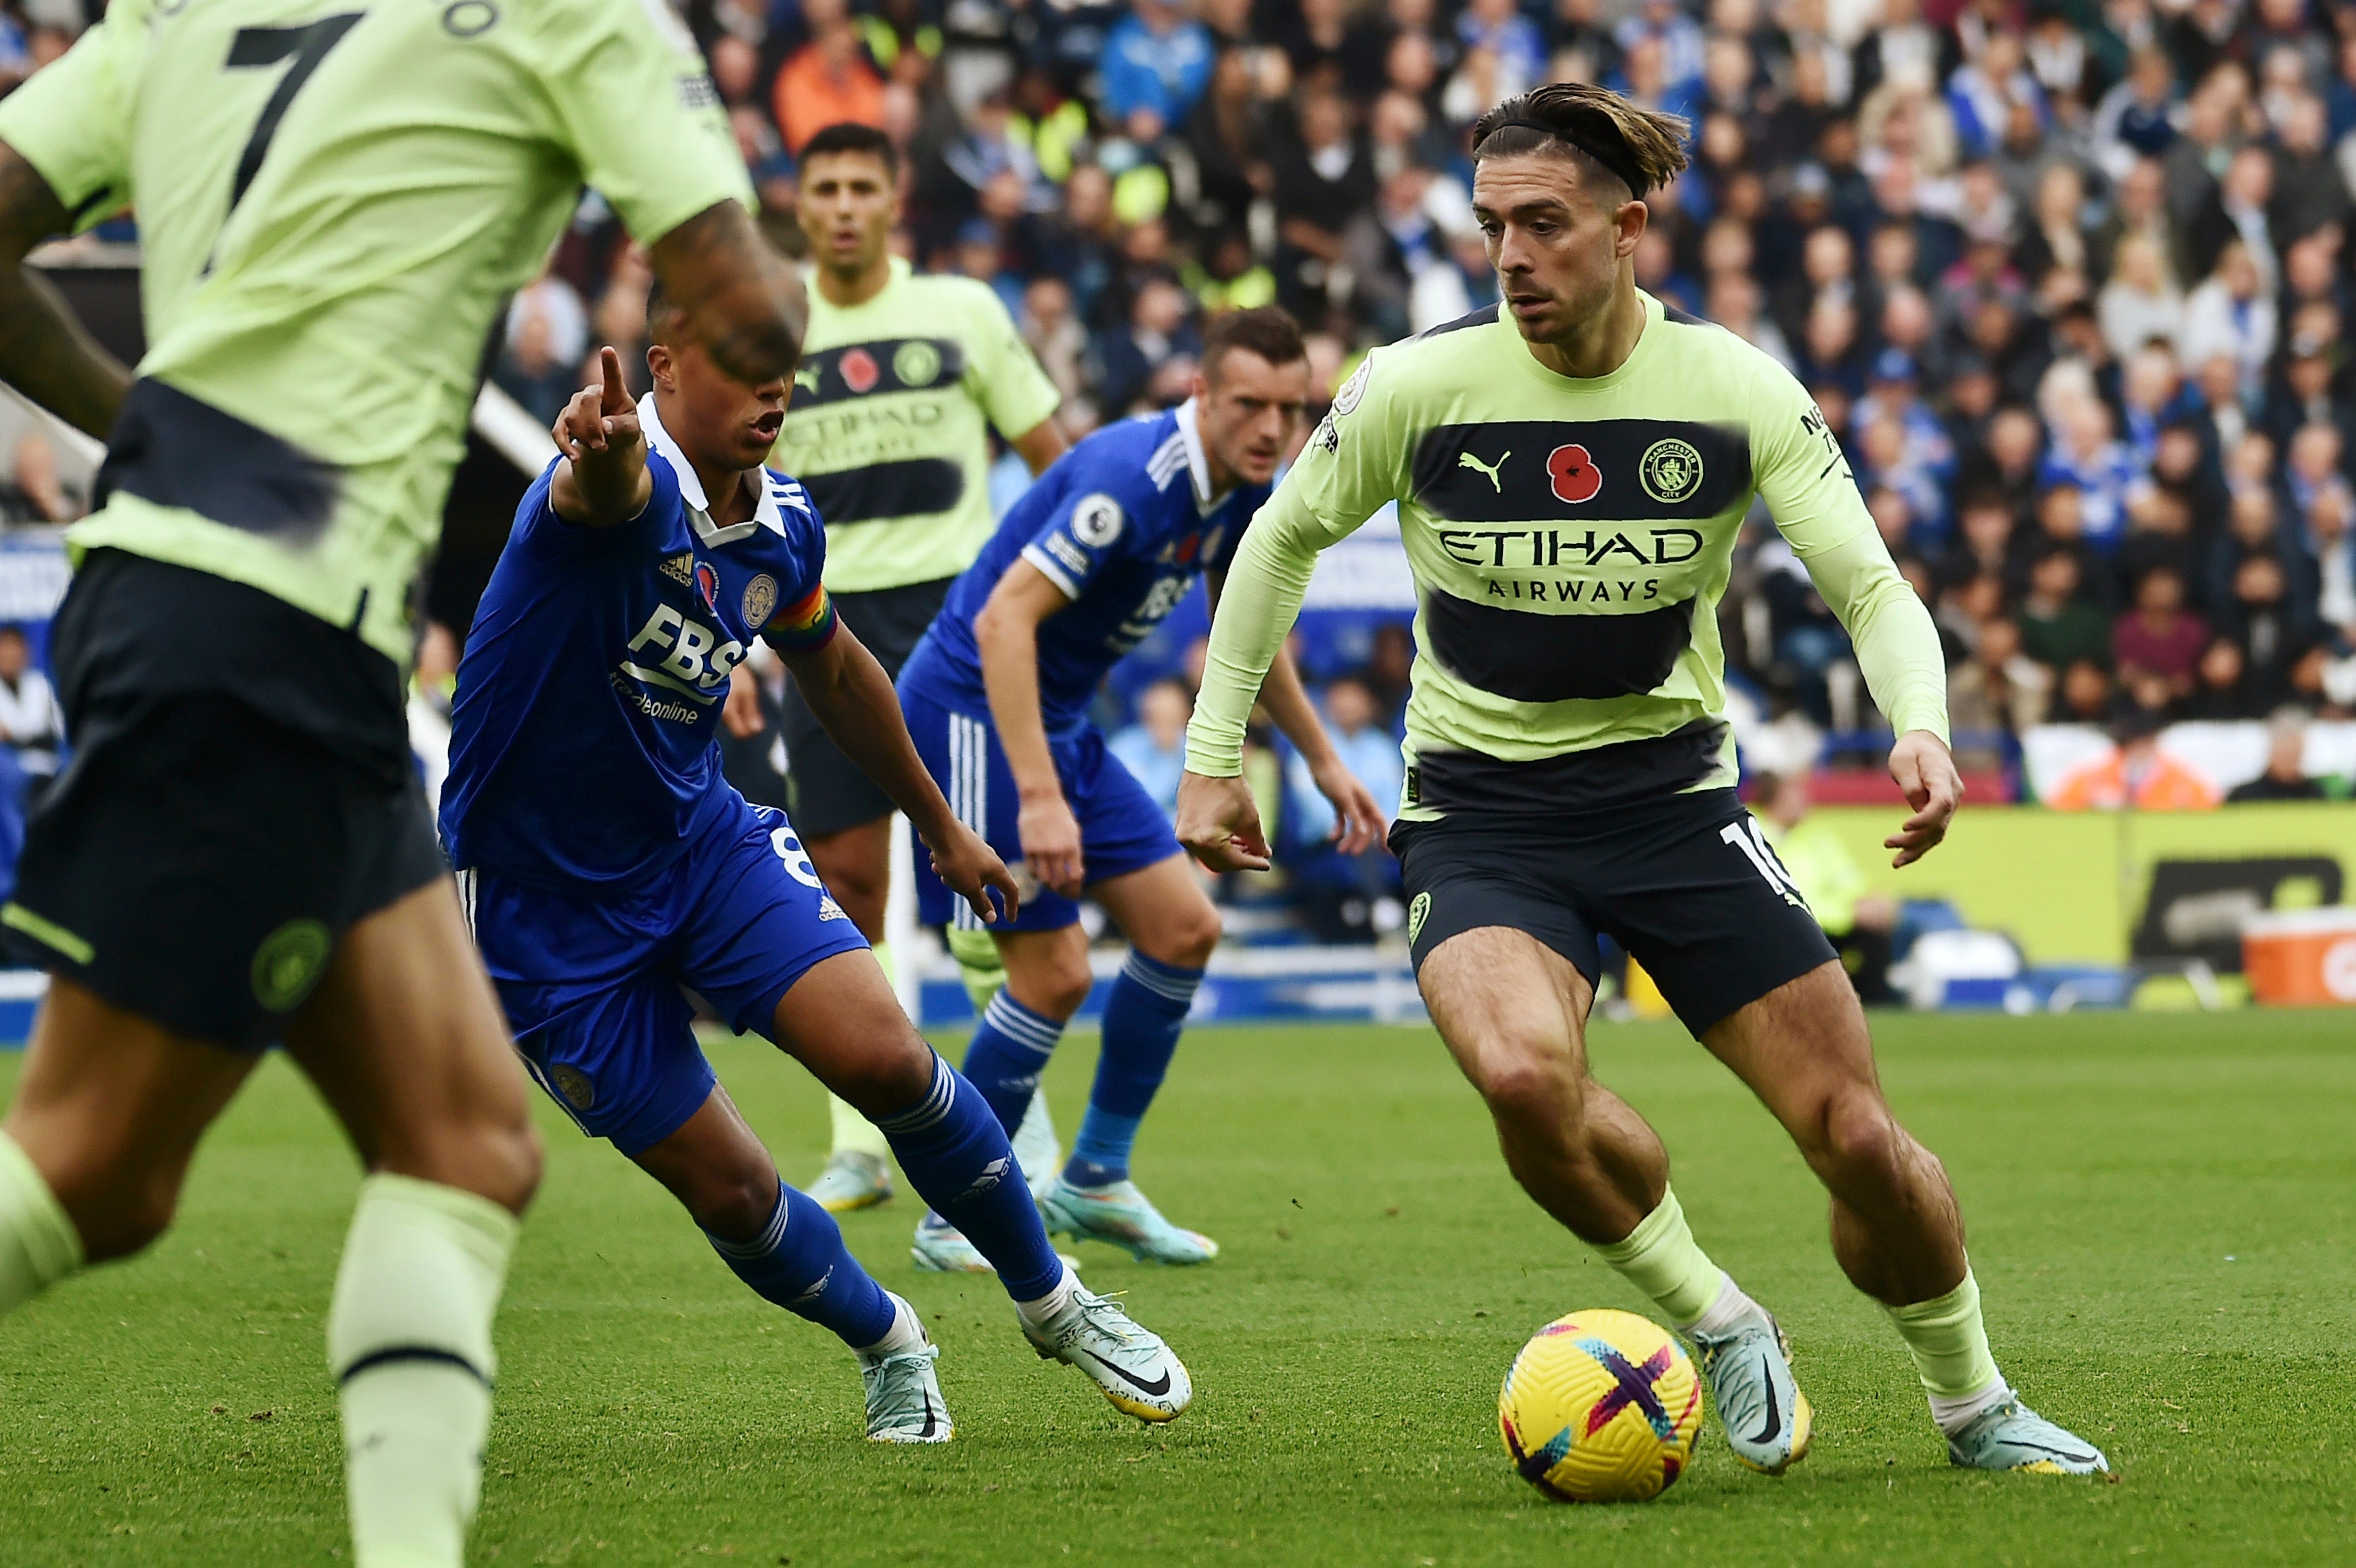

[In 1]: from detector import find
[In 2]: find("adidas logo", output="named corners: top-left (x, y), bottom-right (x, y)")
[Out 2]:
top-left (956, 1157), bottom-right (1010, 1203)
top-left (660, 553), bottom-right (694, 587)
top-left (817, 895), bottom-right (846, 922)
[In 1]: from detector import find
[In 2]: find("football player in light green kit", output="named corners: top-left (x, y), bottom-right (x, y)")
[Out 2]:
top-left (1177, 84), bottom-right (2107, 1479)
top-left (0, 2), bottom-right (805, 1563)
top-left (762, 122), bottom-right (1068, 1216)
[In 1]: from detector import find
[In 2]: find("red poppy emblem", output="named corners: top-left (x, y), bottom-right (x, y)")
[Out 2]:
top-left (1548, 444), bottom-right (1602, 504)
top-left (694, 561), bottom-right (721, 612)
top-left (1175, 533), bottom-right (1200, 565)
top-left (840, 348), bottom-right (878, 394)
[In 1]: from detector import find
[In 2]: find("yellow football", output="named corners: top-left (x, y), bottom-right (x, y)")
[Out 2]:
top-left (1498, 1307), bottom-right (1704, 1503)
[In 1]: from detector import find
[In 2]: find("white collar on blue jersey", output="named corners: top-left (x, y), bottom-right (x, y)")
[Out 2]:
top-left (1173, 397), bottom-right (1222, 514)
top-left (639, 394), bottom-right (793, 547)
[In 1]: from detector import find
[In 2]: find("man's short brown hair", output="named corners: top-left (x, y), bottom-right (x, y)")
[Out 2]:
top-left (1200, 306), bottom-right (1306, 381)
top-left (1472, 83), bottom-right (1690, 202)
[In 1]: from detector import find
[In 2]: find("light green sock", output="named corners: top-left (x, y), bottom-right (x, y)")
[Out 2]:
top-left (825, 942), bottom-right (897, 1159)
top-left (330, 1174), bottom-right (518, 1568)
top-left (827, 1092), bottom-right (891, 1159)
top-left (944, 923), bottom-right (1007, 1015)
top-left (1884, 1266), bottom-right (2004, 1404)
top-left (1591, 1186), bottom-right (1726, 1327)
top-left (0, 1130), bottom-right (83, 1312)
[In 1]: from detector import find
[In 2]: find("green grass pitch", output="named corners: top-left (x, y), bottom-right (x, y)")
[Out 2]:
top-left (1, 1009), bottom-right (2349, 1566)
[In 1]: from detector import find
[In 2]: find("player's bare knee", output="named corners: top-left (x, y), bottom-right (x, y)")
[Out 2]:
top-left (687, 1168), bottom-right (781, 1243)
top-left (1814, 1086), bottom-right (1904, 1192)
top-left (1142, 900), bottom-right (1222, 969)
top-left (832, 1024), bottom-right (938, 1117)
top-left (1472, 1040), bottom-right (1580, 1132)
top-left (1017, 956), bottom-right (1094, 1021)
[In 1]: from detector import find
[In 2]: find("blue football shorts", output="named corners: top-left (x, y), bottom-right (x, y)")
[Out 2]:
top-left (901, 689), bottom-right (1181, 935)
top-left (461, 799), bottom-right (869, 1156)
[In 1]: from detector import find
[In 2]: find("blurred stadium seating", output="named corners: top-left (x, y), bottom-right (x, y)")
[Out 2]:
top-left (10, 0), bottom-right (2356, 997)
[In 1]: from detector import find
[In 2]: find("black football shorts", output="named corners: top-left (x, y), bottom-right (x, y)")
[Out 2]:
top-left (1395, 787), bottom-right (1838, 1037)
top-left (779, 574), bottom-right (953, 838)
top-left (5, 551), bottom-right (448, 1051)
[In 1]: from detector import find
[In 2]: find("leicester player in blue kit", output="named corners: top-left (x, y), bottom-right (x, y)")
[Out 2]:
top-left (438, 292), bottom-right (1193, 1439)
top-left (897, 308), bottom-right (1388, 1271)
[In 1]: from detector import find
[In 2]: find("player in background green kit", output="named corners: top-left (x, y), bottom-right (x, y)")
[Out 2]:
top-left (760, 123), bottom-right (1070, 1214)
top-left (1177, 84), bottom-right (2107, 1479)
top-left (0, 3), bottom-right (805, 1563)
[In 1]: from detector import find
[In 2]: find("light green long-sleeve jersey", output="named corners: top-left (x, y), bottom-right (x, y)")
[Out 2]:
top-left (1185, 295), bottom-right (1948, 821)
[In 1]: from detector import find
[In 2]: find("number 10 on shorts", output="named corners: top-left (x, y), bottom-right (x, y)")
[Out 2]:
top-left (1721, 818), bottom-right (1809, 910)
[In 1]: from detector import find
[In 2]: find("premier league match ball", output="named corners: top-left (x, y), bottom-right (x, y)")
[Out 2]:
top-left (1498, 1308), bottom-right (1704, 1504)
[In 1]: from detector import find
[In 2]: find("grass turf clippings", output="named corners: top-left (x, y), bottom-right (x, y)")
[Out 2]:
top-left (0, 1009), bottom-right (2349, 1565)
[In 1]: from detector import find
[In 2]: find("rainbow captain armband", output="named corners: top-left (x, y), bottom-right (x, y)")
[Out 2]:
top-left (763, 580), bottom-right (838, 651)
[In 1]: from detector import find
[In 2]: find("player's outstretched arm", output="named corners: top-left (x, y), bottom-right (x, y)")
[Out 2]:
top-left (1206, 570), bottom-right (1389, 856)
top-left (0, 143), bottom-right (130, 440)
top-left (774, 624), bottom-right (1020, 923)
top-left (648, 200), bottom-right (807, 388)
top-left (974, 561), bottom-right (1087, 898)
top-left (1790, 531), bottom-right (1955, 866)
top-left (547, 348), bottom-right (652, 528)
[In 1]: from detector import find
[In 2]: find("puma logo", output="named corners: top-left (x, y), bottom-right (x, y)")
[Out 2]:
top-left (1458, 449), bottom-right (1510, 491)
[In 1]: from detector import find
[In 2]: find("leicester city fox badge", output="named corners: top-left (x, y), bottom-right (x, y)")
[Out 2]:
top-left (742, 572), bottom-right (779, 629)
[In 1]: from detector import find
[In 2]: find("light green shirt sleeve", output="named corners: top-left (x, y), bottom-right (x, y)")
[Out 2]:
top-left (969, 287), bottom-right (1062, 440)
top-left (528, 0), bottom-right (752, 246)
top-left (1751, 366), bottom-right (1950, 742)
top-left (1185, 355), bottom-right (1402, 777)
top-left (0, 13), bottom-right (137, 233)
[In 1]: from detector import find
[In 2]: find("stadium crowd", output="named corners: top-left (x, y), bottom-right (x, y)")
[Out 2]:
top-left (13, 0), bottom-right (2356, 807)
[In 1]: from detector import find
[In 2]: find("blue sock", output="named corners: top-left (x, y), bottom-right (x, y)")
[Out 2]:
top-left (706, 1181), bottom-right (896, 1349)
top-left (1066, 952), bottom-right (1203, 1187)
top-left (959, 990), bottom-right (1067, 1135)
top-left (877, 1051), bottom-right (1064, 1301)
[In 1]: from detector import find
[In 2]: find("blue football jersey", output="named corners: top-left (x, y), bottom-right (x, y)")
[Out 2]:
top-left (899, 400), bottom-right (1268, 739)
top-left (440, 397), bottom-right (838, 890)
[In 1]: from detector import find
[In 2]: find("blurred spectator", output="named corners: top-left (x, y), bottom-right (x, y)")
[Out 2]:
top-left (1109, 677), bottom-right (1192, 816)
top-left (1021, 275), bottom-right (1088, 404)
top-left (1273, 87), bottom-right (1376, 317)
top-left (1099, 0), bottom-right (1214, 141)
top-left (775, 0), bottom-right (886, 154)
top-left (1752, 770), bottom-right (1898, 1003)
top-left (1285, 676), bottom-right (1404, 844)
top-left (2047, 710), bottom-right (2223, 808)
top-left (1089, 275), bottom-right (1200, 415)
top-left (2113, 563), bottom-right (2208, 701)
top-left (2017, 546), bottom-right (2110, 668)
top-left (2181, 240), bottom-right (2277, 404)
top-left (0, 431), bottom-right (76, 524)
top-left (495, 275), bottom-right (589, 426)
top-left (1363, 622), bottom-right (1415, 720)
top-left (0, 625), bottom-right (60, 791)
top-left (2226, 708), bottom-right (2329, 800)
top-left (2097, 233), bottom-right (2181, 359)
top-left (2039, 398), bottom-right (2138, 549)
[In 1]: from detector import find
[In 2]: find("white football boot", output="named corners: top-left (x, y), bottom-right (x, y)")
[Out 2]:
top-left (859, 1298), bottom-right (951, 1443)
top-left (809, 1150), bottom-right (892, 1214)
top-left (1021, 1282), bottom-right (1193, 1423)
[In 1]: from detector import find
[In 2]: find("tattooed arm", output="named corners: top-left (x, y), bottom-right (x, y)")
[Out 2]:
top-left (646, 199), bottom-right (807, 388)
